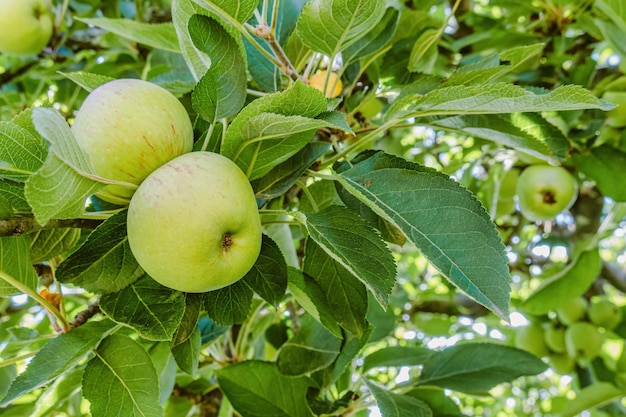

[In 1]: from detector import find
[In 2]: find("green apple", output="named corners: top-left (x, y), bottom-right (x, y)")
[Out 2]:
top-left (72, 79), bottom-right (194, 204)
top-left (564, 322), bottom-right (605, 360)
top-left (514, 323), bottom-right (549, 358)
top-left (588, 297), bottom-right (623, 330)
top-left (543, 324), bottom-right (567, 354)
top-left (127, 152), bottom-right (263, 293)
top-left (548, 353), bottom-right (575, 374)
top-left (516, 165), bottom-right (577, 221)
top-left (0, 0), bottom-right (52, 56)
top-left (556, 297), bottom-right (587, 325)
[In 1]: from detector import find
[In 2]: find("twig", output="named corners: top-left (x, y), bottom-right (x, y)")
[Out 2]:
top-left (70, 302), bottom-right (101, 328)
top-left (0, 216), bottom-right (103, 237)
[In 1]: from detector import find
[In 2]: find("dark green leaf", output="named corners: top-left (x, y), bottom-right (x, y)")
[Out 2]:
top-left (29, 228), bottom-right (81, 263)
top-left (0, 235), bottom-right (37, 297)
top-left (172, 326), bottom-right (201, 376)
top-left (300, 205), bottom-right (397, 308)
top-left (172, 293), bottom-right (203, 346)
top-left (571, 145), bottom-right (626, 201)
top-left (242, 234), bottom-right (288, 305)
top-left (189, 14), bottom-right (247, 122)
top-left (295, 0), bottom-right (385, 57)
top-left (216, 360), bottom-right (315, 417)
top-left (303, 239), bottom-right (368, 338)
top-left (1, 319), bottom-right (115, 405)
top-left (0, 121), bottom-right (47, 181)
top-left (203, 279), bottom-right (253, 325)
top-left (277, 314), bottom-right (341, 376)
top-left (56, 210), bottom-right (143, 294)
top-left (365, 379), bottom-right (433, 417)
top-left (83, 334), bottom-right (163, 417)
top-left (342, 7), bottom-right (399, 64)
top-left (334, 151), bottom-right (511, 321)
top-left (78, 18), bottom-right (180, 52)
top-left (287, 267), bottom-right (342, 337)
top-left (99, 275), bottom-right (186, 341)
top-left (363, 346), bottom-right (433, 372)
top-left (405, 387), bottom-right (464, 417)
top-left (418, 343), bottom-right (549, 392)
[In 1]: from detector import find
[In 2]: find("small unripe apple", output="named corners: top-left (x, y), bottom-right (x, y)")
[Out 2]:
top-left (556, 297), bottom-right (587, 325)
top-left (565, 322), bottom-right (605, 360)
top-left (515, 323), bottom-right (549, 358)
top-left (127, 152), bottom-right (263, 293)
top-left (0, 0), bottom-right (52, 56)
top-left (309, 70), bottom-right (342, 98)
top-left (516, 165), bottom-right (577, 222)
top-left (588, 297), bottom-right (622, 330)
top-left (72, 79), bottom-right (194, 203)
top-left (602, 91), bottom-right (626, 127)
top-left (548, 353), bottom-right (575, 374)
top-left (544, 324), bottom-right (567, 354)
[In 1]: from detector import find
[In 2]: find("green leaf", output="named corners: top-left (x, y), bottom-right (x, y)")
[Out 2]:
top-left (172, 0), bottom-right (211, 80)
top-left (56, 211), bottom-right (143, 294)
top-left (0, 120), bottom-right (47, 181)
top-left (558, 382), bottom-right (626, 417)
top-left (216, 360), bottom-right (315, 417)
top-left (363, 346), bottom-right (433, 372)
top-left (522, 249), bottom-right (602, 315)
top-left (252, 142), bottom-right (330, 200)
top-left (83, 334), bottom-right (163, 417)
top-left (78, 18), bottom-right (180, 52)
top-left (387, 83), bottom-right (615, 121)
top-left (0, 319), bottom-right (115, 405)
top-left (342, 7), bottom-right (399, 65)
top-left (171, 326), bottom-right (201, 376)
top-left (287, 267), bottom-right (342, 338)
top-left (405, 387), bottom-right (464, 417)
top-left (189, 14), bottom-right (247, 122)
top-left (0, 235), bottom-right (37, 297)
top-left (303, 239), bottom-right (368, 338)
top-left (59, 71), bottom-right (116, 92)
top-left (277, 314), bottom-right (342, 376)
top-left (29, 228), bottom-right (81, 263)
top-left (571, 145), bottom-right (626, 201)
top-left (364, 379), bottom-right (433, 417)
top-left (31, 108), bottom-right (95, 176)
top-left (0, 180), bottom-right (30, 218)
top-left (336, 152), bottom-right (510, 321)
top-left (407, 28), bottom-right (440, 74)
top-left (298, 205), bottom-right (397, 308)
top-left (31, 367), bottom-right (83, 417)
top-left (171, 293), bottom-right (203, 346)
top-left (242, 234), bottom-right (288, 305)
top-left (334, 151), bottom-right (511, 321)
top-left (295, 0), bottom-right (385, 57)
top-left (418, 343), bottom-right (548, 392)
top-left (24, 153), bottom-right (103, 225)
top-left (191, 0), bottom-right (259, 23)
top-left (99, 275), bottom-right (186, 341)
top-left (203, 279), bottom-right (253, 325)
top-left (427, 112), bottom-right (569, 162)
top-left (149, 342), bottom-right (177, 404)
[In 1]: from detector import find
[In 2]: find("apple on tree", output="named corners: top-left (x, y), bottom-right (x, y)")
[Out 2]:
top-left (564, 321), bottom-right (605, 361)
top-left (516, 164), bottom-right (578, 222)
top-left (127, 151), bottom-right (263, 293)
top-left (0, 0), bottom-right (53, 56)
top-left (588, 296), bottom-right (623, 330)
top-left (72, 78), bottom-right (194, 204)
top-left (309, 70), bottom-right (343, 98)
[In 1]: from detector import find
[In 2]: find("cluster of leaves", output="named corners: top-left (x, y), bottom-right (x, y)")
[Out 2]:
top-left (1, 0), bottom-right (626, 416)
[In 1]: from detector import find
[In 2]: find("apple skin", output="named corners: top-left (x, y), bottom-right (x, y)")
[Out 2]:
top-left (514, 323), bottom-right (549, 358)
top-left (127, 152), bottom-right (263, 293)
top-left (72, 79), bottom-right (194, 203)
top-left (516, 165), bottom-right (577, 221)
top-left (565, 321), bottom-right (605, 360)
top-left (309, 70), bottom-right (343, 98)
top-left (602, 91), bottom-right (626, 128)
top-left (0, 0), bottom-right (52, 56)
top-left (588, 297), bottom-right (623, 330)
top-left (543, 324), bottom-right (567, 354)
top-left (556, 297), bottom-right (587, 325)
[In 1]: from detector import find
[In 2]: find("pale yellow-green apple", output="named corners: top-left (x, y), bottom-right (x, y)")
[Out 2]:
top-left (602, 91), bottom-right (626, 127)
top-left (514, 322), bottom-right (549, 358)
top-left (548, 353), bottom-right (575, 374)
top-left (565, 322), bottom-right (605, 360)
top-left (0, 0), bottom-right (52, 56)
top-left (556, 297), bottom-right (587, 325)
top-left (309, 70), bottom-right (342, 98)
top-left (588, 297), bottom-right (623, 330)
top-left (127, 152), bottom-right (262, 293)
top-left (72, 78), bottom-right (193, 204)
top-left (543, 323), bottom-right (567, 354)
top-left (516, 165), bottom-right (577, 221)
